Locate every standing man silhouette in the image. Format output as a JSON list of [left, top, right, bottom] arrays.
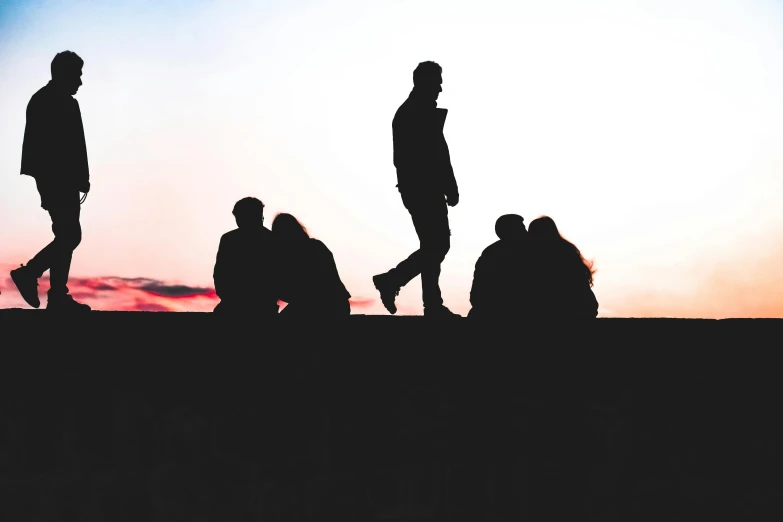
[[373, 61, 460, 317], [11, 51, 91, 312]]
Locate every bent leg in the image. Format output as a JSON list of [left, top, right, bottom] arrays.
[[388, 248, 425, 289], [385, 195, 449, 292], [26, 239, 56, 279]]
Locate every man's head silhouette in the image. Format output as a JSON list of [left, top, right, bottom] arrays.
[[413, 61, 442, 102], [233, 197, 265, 230], [51, 51, 83, 96], [495, 214, 526, 241]]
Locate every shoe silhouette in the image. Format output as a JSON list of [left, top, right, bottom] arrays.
[[372, 273, 400, 315], [423, 304, 460, 318], [10, 265, 40, 308], [47, 293, 90, 312]]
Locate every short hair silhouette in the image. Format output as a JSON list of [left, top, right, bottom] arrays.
[[272, 213, 310, 240], [232, 197, 264, 227], [51, 51, 83, 79], [495, 214, 526, 240], [528, 216, 595, 287], [413, 61, 442, 86]]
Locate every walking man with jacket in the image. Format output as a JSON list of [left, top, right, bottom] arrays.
[[373, 61, 460, 317], [11, 51, 91, 312]]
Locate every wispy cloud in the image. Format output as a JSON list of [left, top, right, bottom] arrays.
[[348, 296, 374, 309], [138, 282, 215, 298], [2, 265, 217, 311]]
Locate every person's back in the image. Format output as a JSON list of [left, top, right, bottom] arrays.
[[469, 214, 532, 319], [527, 217, 598, 320], [281, 238, 351, 315], [272, 214, 351, 318], [22, 81, 89, 194], [213, 197, 278, 316]]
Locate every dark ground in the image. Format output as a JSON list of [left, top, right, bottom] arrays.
[[1, 310, 782, 521]]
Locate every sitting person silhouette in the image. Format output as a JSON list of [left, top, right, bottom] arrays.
[[212, 197, 279, 316], [271, 213, 351, 318], [527, 216, 598, 319], [468, 214, 532, 319]]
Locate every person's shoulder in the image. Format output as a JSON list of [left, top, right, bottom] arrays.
[[481, 240, 504, 257], [310, 238, 333, 254], [27, 84, 51, 108], [220, 228, 242, 242], [393, 98, 413, 121]]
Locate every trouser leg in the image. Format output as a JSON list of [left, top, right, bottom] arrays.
[[412, 203, 450, 308], [45, 205, 82, 296], [386, 198, 450, 308]]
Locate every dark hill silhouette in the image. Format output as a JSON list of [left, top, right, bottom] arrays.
[[1, 309, 781, 521]]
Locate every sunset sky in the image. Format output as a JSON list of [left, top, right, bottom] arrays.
[[2, 0, 783, 316]]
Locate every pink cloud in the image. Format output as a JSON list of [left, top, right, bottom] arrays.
[[0, 265, 378, 314], [0, 264, 217, 312], [348, 296, 374, 309]]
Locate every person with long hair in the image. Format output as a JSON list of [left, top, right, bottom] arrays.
[[271, 213, 351, 318], [527, 216, 598, 318]]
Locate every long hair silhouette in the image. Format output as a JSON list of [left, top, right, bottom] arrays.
[[528, 216, 596, 287], [271, 213, 309, 240]]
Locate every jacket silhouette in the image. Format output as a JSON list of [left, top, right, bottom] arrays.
[[393, 95, 458, 201], [213, 197, 279, 316], [22, 80, 90, 205], [468, 215, 532, 319], [272, 214, 351, 318]]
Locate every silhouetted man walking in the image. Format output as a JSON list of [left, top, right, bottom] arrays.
[[373, 61, 459, 317], [11, 51, 90, 312], [213, 197, 279, 316]]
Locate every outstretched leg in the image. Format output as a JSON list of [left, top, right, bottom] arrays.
[[29, 203, 90, 312], [410, 203, 450, 311]]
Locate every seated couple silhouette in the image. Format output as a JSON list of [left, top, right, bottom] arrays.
[[468, 214, 598, 320], [212, 197, 351, 318]]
